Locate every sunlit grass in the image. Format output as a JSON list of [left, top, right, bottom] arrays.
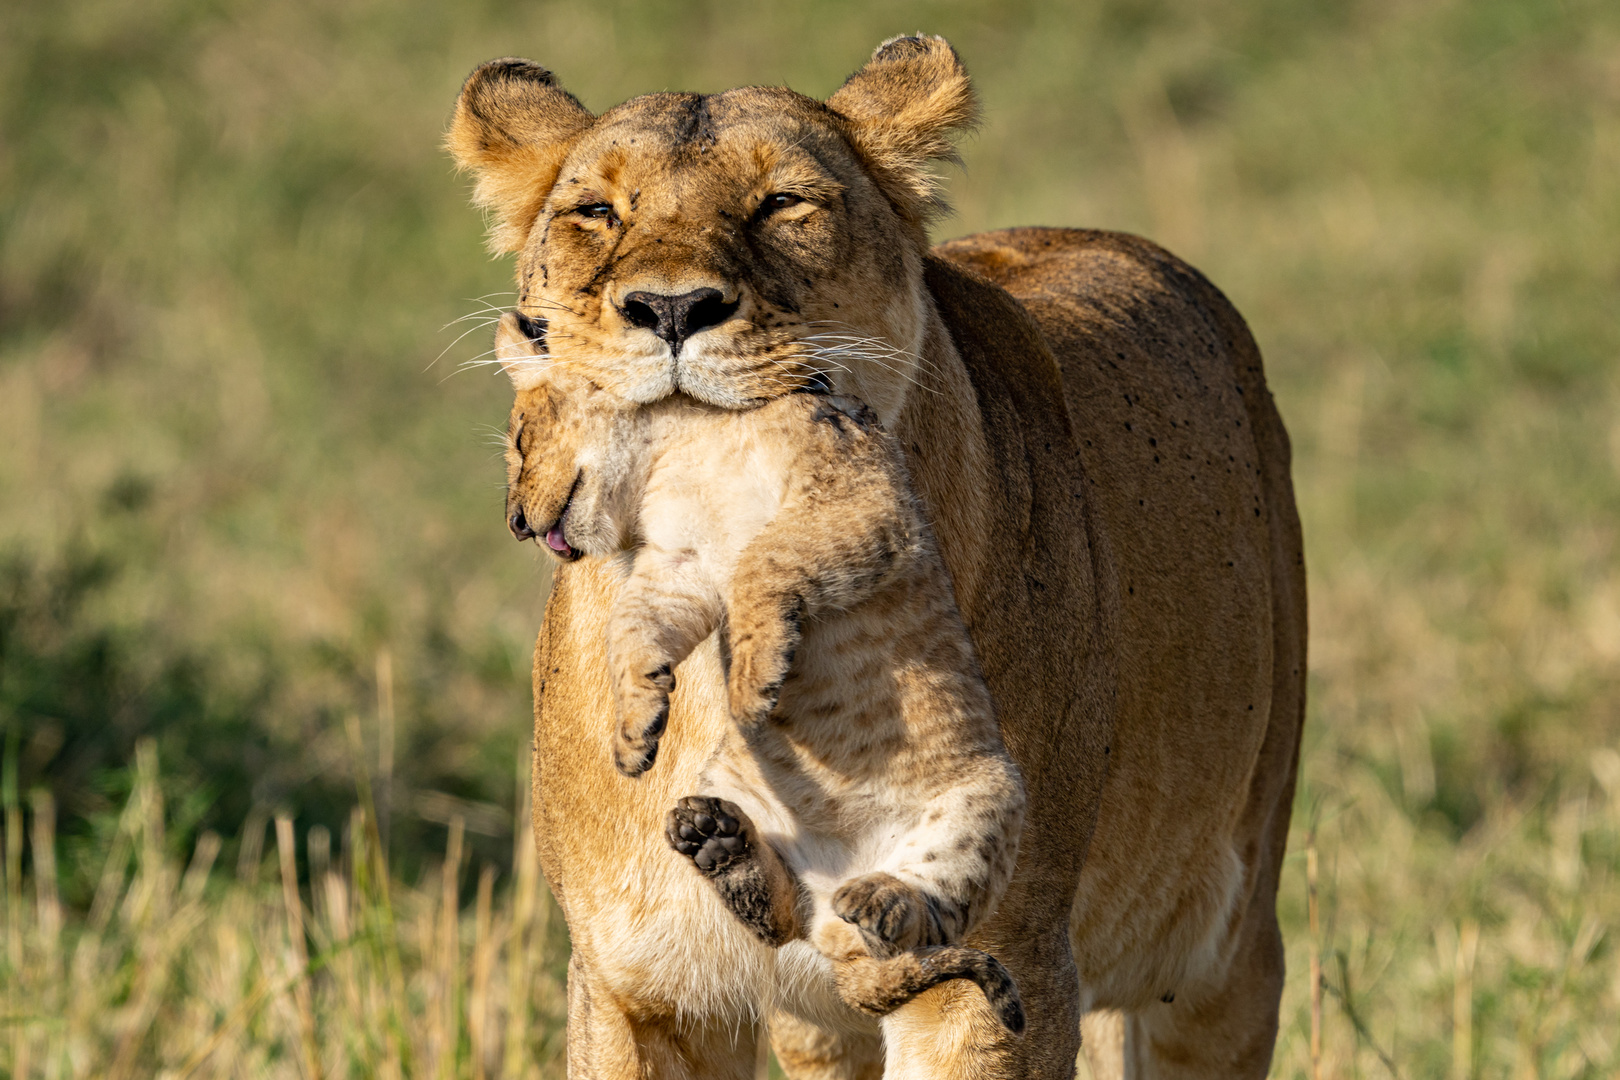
[[1, 741, 568, 1078]]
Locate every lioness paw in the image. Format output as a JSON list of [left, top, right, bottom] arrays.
[[666, 796, 752, 874], [832, 871, 944, 955]]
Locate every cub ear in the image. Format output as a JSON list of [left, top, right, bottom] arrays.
[[494, 311, 551, 391], [447, 59, 595, 253], [827, 35, 979, 226]]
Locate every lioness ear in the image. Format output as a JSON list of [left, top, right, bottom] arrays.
[[827, 35, 979, 225], [494, 311, 550, 391], [447, 59, 595, 254]]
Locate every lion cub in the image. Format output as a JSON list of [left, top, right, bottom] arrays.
[[497, 312, 1027, 1031]]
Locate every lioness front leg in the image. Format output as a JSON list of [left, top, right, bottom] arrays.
[[665, 796, 802, 946], [607, 550, 721, 776]]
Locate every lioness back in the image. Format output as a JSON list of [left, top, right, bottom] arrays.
[[933, 227, 1305, 1051]]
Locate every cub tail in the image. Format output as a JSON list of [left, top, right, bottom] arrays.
[[831, 944, 1025, 1035]]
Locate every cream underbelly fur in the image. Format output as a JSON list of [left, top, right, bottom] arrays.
[[554, 621, 881, 1033]]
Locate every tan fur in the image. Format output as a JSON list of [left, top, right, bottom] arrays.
[[498, 312, 1025, 1031], [456, 34, 1305, 1079]]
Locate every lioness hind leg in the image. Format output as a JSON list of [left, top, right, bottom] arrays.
[[665, 796, 801, 946], [1117, 884, 1286, 1078]]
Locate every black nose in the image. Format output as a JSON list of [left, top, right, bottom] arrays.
[[620, 288, 738, 352], [508, 507, 536, 541]]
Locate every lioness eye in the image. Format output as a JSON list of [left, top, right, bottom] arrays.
[[761, 193, 803, 214], [579, 203, 615, 219]]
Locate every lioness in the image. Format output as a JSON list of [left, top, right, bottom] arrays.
[[452, 34, 1304, 1079], [496, 310, 1026, 1032]]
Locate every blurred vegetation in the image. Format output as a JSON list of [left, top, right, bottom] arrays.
[[1, 0, 1618, 1074]]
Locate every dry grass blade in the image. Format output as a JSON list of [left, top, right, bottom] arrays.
[[276, 815, 323, 1080], [470, 863, 496, 1080]]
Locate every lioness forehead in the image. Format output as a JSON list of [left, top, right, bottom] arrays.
[[592, 87, 835, 150], [555, 89, 854, 195]]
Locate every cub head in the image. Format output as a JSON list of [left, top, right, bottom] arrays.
[[449, 36, 977, 425], [498, 312, 645, 561]]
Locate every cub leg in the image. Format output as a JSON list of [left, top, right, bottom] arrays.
[[663, 799, 1025, 1035], [664, 796, 801, 946], [814, 911, 1025, 1035], [607, 549, 722, 776], [861, 760, 1026, 947], [723, 490, 913, 728], [831, 945, 1024, 1036]]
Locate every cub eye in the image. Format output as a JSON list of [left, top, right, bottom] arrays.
[[760, 192, 803, 215]]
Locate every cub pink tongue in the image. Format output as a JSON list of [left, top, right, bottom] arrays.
[[545, 528, 571, 554]]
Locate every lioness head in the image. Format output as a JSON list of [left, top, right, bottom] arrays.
[[449, 36, 977, 425], [497, 312, 645, 561]]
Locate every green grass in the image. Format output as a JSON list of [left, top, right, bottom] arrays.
[[2, 0, 1618, 1074]]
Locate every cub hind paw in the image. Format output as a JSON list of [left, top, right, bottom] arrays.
[[666, 796, 751, 874], [667, 796, 799, 946], [832, 871, 946, 955]]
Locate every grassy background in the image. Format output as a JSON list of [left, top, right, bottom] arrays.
[[2, 0, 1618, 1074]]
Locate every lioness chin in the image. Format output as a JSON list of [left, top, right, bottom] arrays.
[[452, 33, 1304, 1080]]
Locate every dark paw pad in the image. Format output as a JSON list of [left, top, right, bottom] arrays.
[[666, 796, 751, 875], [832, 872, 939, 953]]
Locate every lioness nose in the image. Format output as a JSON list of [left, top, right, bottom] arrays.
[[508, 508, 536, 541], [621, 288, 738, 352]]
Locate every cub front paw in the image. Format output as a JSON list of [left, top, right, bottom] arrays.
[[727, 663, 783, 730], [612, 665, 674, 777], [666, 796, 753, 875], [832, 872, 944, 955], [726, 612, 800, 728]]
